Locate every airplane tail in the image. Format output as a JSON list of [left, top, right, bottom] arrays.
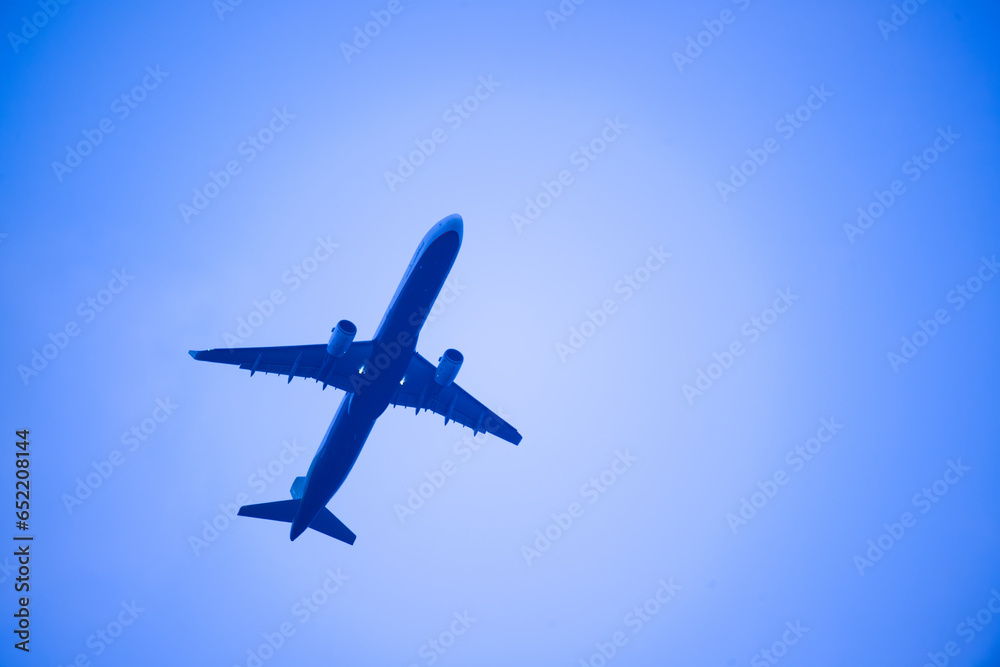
[[237, 498, 357, 545]]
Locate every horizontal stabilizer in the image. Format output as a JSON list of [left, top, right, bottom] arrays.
[[238, 499, 356, 545], [310, 509, 357, 545], [238, 499, 299, 522]]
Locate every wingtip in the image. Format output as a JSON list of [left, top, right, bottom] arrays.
[[188, 350, 202, 360]]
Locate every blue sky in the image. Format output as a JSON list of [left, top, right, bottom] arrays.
[[2, 0, 999, 665]]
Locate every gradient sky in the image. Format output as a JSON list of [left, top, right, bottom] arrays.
[[2, 0, 999, 665]]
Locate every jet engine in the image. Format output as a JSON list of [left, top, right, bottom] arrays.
[[326, 320, 357, 358], [434, 348, 464, 386]]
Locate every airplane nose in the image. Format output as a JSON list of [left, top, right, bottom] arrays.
[[439, 214, 463, 242]]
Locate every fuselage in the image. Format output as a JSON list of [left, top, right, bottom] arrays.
[[289, 215, 463, 540]]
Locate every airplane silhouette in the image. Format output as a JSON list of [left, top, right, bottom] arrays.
[[189, 214, 521, 544]]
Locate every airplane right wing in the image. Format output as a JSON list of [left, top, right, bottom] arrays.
[[189, 341, 374, 392], [389, 352, 522, 445]]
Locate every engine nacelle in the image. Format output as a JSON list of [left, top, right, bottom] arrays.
[[434, 348, 464, 387], [326, 319, 357, 358]]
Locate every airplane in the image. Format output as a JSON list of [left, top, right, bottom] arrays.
[[189, 214, 521, 545]]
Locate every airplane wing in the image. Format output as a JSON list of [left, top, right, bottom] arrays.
[[390, 352, 522, 445], [188, 342, 375, 392]]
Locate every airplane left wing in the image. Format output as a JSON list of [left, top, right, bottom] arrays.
[[390, 352, 522, 445], [189, 341, 375, 392]]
